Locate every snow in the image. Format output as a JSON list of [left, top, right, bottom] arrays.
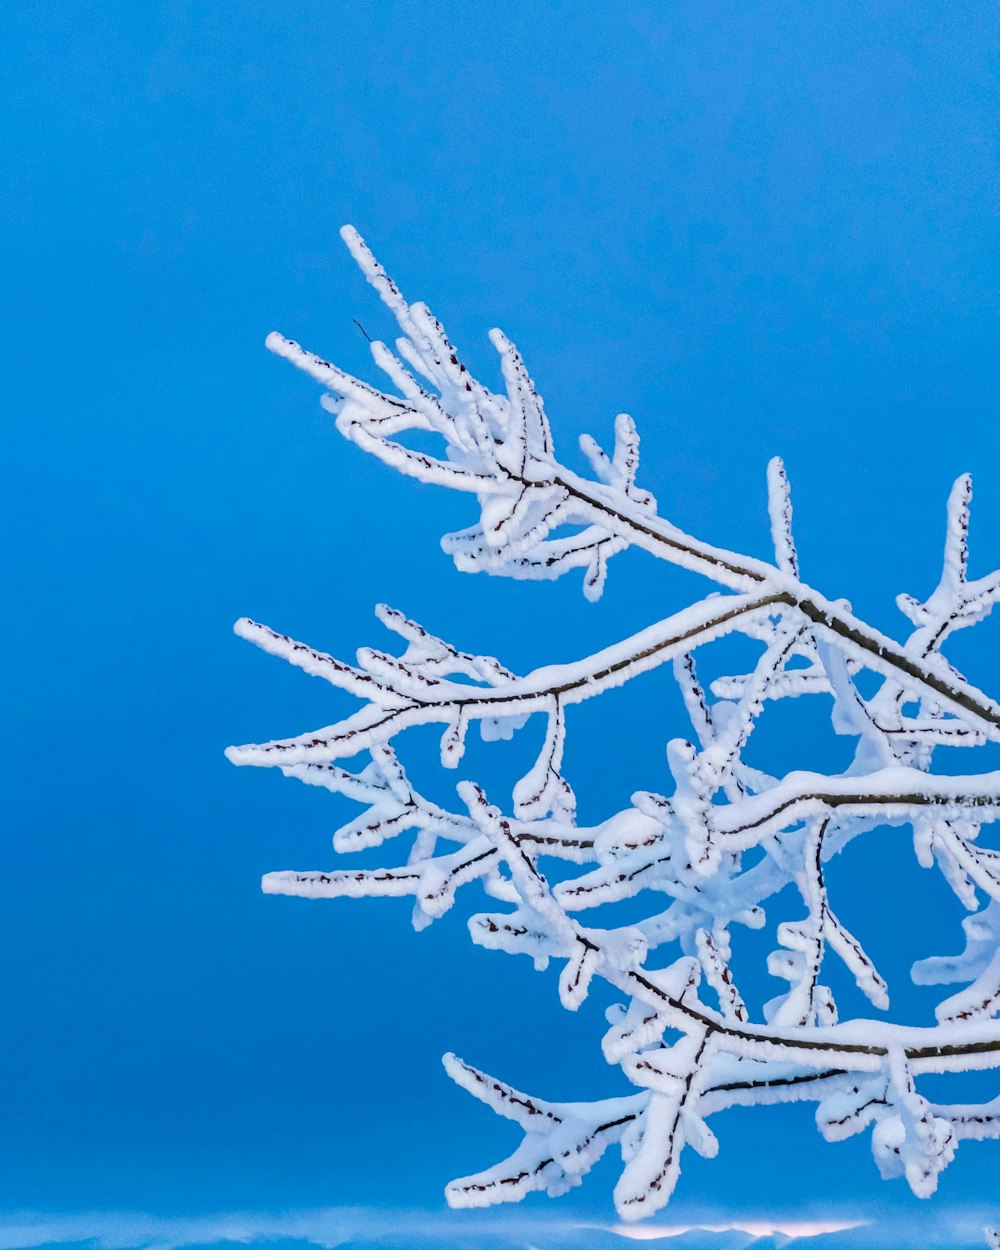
[[231, 227, 1000, 1220]]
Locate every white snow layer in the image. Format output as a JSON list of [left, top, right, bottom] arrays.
[[230, 227, 1000, 1220]]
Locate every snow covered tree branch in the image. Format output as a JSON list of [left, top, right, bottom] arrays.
[[229, 226, 1000, 1220]]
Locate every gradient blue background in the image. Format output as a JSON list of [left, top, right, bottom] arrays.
[[3, 0, 999, 1239]]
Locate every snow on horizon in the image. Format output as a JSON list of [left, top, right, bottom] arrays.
[[2, 1207, 998, 1250]]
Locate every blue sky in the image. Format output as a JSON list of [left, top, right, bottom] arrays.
[[3, 0, 999, 1242]]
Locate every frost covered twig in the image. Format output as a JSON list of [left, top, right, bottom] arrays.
[[231, 228, 1000, 1220]]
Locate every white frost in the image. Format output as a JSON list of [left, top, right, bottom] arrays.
[[231, 228, 1000, 1219]]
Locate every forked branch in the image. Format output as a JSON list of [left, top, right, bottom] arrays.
[[232, 228, 1000, 1220]]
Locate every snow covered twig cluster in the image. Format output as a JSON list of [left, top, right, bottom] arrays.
[[229, 227, 1000, 1219]]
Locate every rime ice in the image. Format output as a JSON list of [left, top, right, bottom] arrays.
[[230, 227, 1000, 1220]]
